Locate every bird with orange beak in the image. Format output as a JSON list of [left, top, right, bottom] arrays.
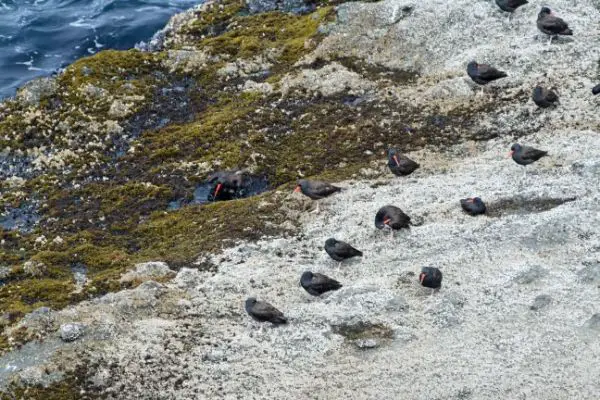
[[293, 179, 342, 213], [460, 197, 487, 216], [387, 147, 420, 177], [509, 143, 548, 181], [419, 267, 442, 291], [375, 205, 412, 239]]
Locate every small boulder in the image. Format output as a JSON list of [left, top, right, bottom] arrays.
[[60, 323, 85, 342], [120, 261, 176, 285]]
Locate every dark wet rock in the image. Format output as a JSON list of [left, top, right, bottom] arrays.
[[513, 265, 547, 284], [530, 294, 552, 310], [577, 261, 600, 283], [584, 314, 600, 330], [331, 321, 394, 345], [60, 323, 85, 342]]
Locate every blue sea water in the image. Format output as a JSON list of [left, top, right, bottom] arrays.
[[0, 0, 201, 99]]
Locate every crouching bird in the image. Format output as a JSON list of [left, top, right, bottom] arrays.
[[375, 205, 412, 239], [300, 271, 342, 296], [245, 297, 287, 325], [460, 197, 487, 216], [324, 238, 363, 269]]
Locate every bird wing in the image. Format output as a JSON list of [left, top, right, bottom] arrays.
[[252, 301, 284, 320], [311, 273, 342, 291], [308, 181, 342, 198], [334, 241, 362, 257], [521, 146, 547, 161], [477, 64, 506, 80], [507, 0, 527, 7], [539, 16, 569, 33]]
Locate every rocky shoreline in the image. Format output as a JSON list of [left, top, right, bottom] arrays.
[[1, 0, 600, 397]]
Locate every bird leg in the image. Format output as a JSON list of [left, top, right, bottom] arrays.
[[337, 261, 342, 272], [547, 35, 553, 46], [388, 229, 394, 241]]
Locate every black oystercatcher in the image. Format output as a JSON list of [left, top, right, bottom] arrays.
[[324, 238, 363, 268], [245, 297, 287, 325], [467, 61, 507, 86], [294, 179, 342, 213], [300, 271, 342, 296], [387, 148, 420, 176], [207, 171, 244, 201], [592, 84, 600, 95], [419, 267, 443, 289], [460, 197, 487, 216], [509, 143, 548, 180], [537, 7, 572, 45], [375, 205, 412, 239], [495, 0, 528, 18], [532, 86, 559, 108]]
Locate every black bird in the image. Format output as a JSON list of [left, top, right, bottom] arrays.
[[324, 238, 363, 268], [294, 179, 342, 212], [532, 86, 559, 108], [207, 171, 244, 201], [510, 143, 548, 166], [592, 84, 600, 95], [467, 61, 507, 85], [387, 148, 419, 176], [495, 0, 528, 15], [460, 197, 487, 216], [245, 297, 287, 325], [375, 205, 411, 238], [300, 271, 342, 296], [510, 143, 548, 180], [537, 7, 572, 44], [419, 267, 442, 289]]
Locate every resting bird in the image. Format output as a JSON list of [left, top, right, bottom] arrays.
[[592, 84, 600, 95], [419, 267, 443, 290], [532, 86, 559, 108], [510, 143, 548, 180], [324, 238, 363, 268], [460, 197, 487, 216], [387, 148, 419, 176], [537, 7, 572, 45], [300, 271, 342, 296], [294, 179, 342, 213], [375, 205, 412, 239], [207, 171, 244, 201], [245, 297, 287, 325], [467, 61, 507, 86]]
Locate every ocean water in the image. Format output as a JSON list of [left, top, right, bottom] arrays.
[[0, 0, 201, 99]]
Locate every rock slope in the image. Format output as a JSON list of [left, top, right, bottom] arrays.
[[2, 0, 600, 397]]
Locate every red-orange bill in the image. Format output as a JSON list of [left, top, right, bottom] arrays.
[[383, 217, 391, 225], [393, 155, 400, 167], [293, 185, 301, 193]]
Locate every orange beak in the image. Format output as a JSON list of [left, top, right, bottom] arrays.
[[508, 150, 514, 157], [293, 185, 301, 193], [393, 155, 400, 167], [467, 198, 474, 203], [383, 217, 391, 225], [214, 183, 223, 198], [419, 272, 426, 284]]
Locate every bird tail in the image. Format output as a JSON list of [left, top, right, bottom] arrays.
[[274, 316, 288, 324], [356, 250, 363, 257], [563, 28, 573, 35]]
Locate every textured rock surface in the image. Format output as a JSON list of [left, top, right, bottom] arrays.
[[2, 0, 600, 397]]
